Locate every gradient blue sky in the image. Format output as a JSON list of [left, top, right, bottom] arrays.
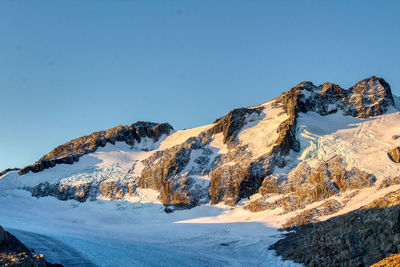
[[1, 0, 399, 170]]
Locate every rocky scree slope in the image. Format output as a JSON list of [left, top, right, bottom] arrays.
[[270, 189, 400, 267]]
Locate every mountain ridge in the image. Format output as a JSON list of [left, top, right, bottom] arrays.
[[7, 76, 396, 175], [17, 121, 174, 175], [2, 76, 398, 210]]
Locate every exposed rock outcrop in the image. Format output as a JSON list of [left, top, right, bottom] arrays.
[[281, 199, 343, 229], [27, 182, 96, 202], [26, 179, 138, 202], [136, 107, 270, 208], [208, 154, 275, 205], [388, 147, 400, 163], [371, 254, 400, 267], [270, 189, 400, 267], [379, 175, 400, 188], [18, 121, 173, 175], [0, 168, 20, 178], [279, 76, 394, 119], [246, 156, 376, 213], [0, 226, 62, 267], [205, 107, 263, 148], [98, 181, 136, 200], [271, 76, 393, 155], [138, 137, 215, 208], [347, 76, 394, 118]]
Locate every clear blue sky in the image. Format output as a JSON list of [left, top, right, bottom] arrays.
[[1, 0, 399, 170]]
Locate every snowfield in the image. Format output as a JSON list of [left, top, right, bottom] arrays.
[[0, 189, 301, 266], [296, 107, 400, 183], [238, 101, 289, 159]]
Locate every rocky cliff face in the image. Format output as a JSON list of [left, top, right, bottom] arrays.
[[137, 136, 212, 208], [26, 181, 96, 202], [0, 226, 61, 267], [279, 76, 394, 119], [18, 121, 173, 175], [137, 107, 268, 208], [245, 156, 376, 213], [270, 189, 400, 267]]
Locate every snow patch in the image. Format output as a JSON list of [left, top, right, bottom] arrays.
[[238, 101, 289, 158]]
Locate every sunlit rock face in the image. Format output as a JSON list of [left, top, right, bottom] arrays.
[[280, 76, 394, 119], [137, 107, 269, 208], [245, 156, 376, 213], [371, 254, 400, 267]]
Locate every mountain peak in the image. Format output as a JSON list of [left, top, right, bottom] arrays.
[[279, 76, 395, 119], [347, 76, 394, 117], [350, 76, 393, 104]]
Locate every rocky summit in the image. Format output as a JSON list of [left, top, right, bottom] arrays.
[[1, 76, 400, 266]]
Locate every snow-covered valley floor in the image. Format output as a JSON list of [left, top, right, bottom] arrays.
[[0, 190, 301, 267]]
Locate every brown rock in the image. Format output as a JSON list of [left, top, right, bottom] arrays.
[[380, 176, 400, 188], [389, 147, 400, 163], [371, 254, 400, 267], [282, 199, 343, 229], [245, 156, 376, 213]]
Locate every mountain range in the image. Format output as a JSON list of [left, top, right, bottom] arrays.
[[1, 76, 400, 266]]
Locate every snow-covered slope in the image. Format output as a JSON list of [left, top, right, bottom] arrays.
[[297, 108, 400, 181], [1, 76, 399, 266]]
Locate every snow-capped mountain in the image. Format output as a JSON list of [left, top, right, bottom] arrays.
[[1, 76, 399, 266]]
